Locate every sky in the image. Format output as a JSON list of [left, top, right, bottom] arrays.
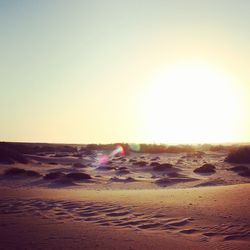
[[0, 0, 250, 144]]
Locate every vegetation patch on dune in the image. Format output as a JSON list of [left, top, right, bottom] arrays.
[[153, 163, 173, 171], [194, 164, 216, 174], [0, 145, 28, 164], [65, 172, 91, 181], [4, 168, 41, 178], [225, 147, 250, 163], [44, 172, 65, 180], [229, 166, 249, 172], [73, 163, 87, 168], [228, 165, 250, 178]]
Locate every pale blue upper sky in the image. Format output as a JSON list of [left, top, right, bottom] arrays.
[[0, 1, 250, 143]]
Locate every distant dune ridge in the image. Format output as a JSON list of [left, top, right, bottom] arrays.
[[0, 141, 250, 250], [0, 141, 250, 188]]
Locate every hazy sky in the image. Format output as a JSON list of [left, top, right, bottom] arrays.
[[1, 0, 250, 144]]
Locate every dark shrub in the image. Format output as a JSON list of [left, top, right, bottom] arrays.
[[225, 147, 250, 163], [118, 166, 127, 170], [153, 163, 173, 171], [129, 159, 136, 163], [116, 169, 130, 175], [238, 169, 250, 178], [44, 172, 65, 180], [4, 168, 26, 175], [133, 161, 147, 167], [150, 162, 161, 167], [228, 166, 249, 172], [4, 168, 40, 178], [73, 163, 87, 168], [125, 177, 136, 182], [25, 170, 41, 177], [104, 166, 117, 170], [168, 172, 182, 177], [0, 146, 28, 164], [65, 172, 91, 181], [151, 157, 160, 161], [228, 165, 250, 178], [194, 164, 216, 174]]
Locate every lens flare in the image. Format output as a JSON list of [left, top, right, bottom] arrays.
[[96, 154, 109, 166], [129, 143, 140, 152], [96, 145, 125, 167], [111, 145, 125, 157]]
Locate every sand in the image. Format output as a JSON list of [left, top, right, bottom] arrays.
[[0, 143, 250, 249], [1, 185, 250, 250]]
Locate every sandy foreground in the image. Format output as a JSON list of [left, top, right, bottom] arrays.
[[1, 144, 250, 249], [1, 184, 250, 250]]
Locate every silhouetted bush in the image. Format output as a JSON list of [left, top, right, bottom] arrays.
[[194, 164, 216, 174], [224, 147, 250, 163], [150, 162, 161, 167], [228, 166, 249, 172], [44, 172, 65, 180], [73, 163, 87, 168], [153, 163, 173, 171], [116, 169, 130, 175], [4, 168, 26, 175], [0, 145, 28, 164], [4, 168, 40, 178], [133, 161, 147, 167], [25, 170, 41, 177], [227, 165, 250, 178], [48, 162, 57, 165], [65, 172, 91, 180], [238, 169, 250, 178]]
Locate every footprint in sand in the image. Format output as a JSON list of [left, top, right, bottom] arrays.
[[138, 222, 163, 229], [106, 211, 130, 217], [3, 198, 249, 243], [179, 228, 200, 234]]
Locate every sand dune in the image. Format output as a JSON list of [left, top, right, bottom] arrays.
[[0, 184, 250, 250], [0, 143, 250, 249]]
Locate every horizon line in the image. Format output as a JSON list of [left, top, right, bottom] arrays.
[[1, 140, 250, 146]]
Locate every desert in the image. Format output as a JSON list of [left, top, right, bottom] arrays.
[[1, 142, 250, 250]]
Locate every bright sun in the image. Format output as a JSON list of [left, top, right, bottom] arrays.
[[139, 62, 242, 144]]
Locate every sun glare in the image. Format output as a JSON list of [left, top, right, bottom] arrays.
[[139, 62, 242, 144]]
